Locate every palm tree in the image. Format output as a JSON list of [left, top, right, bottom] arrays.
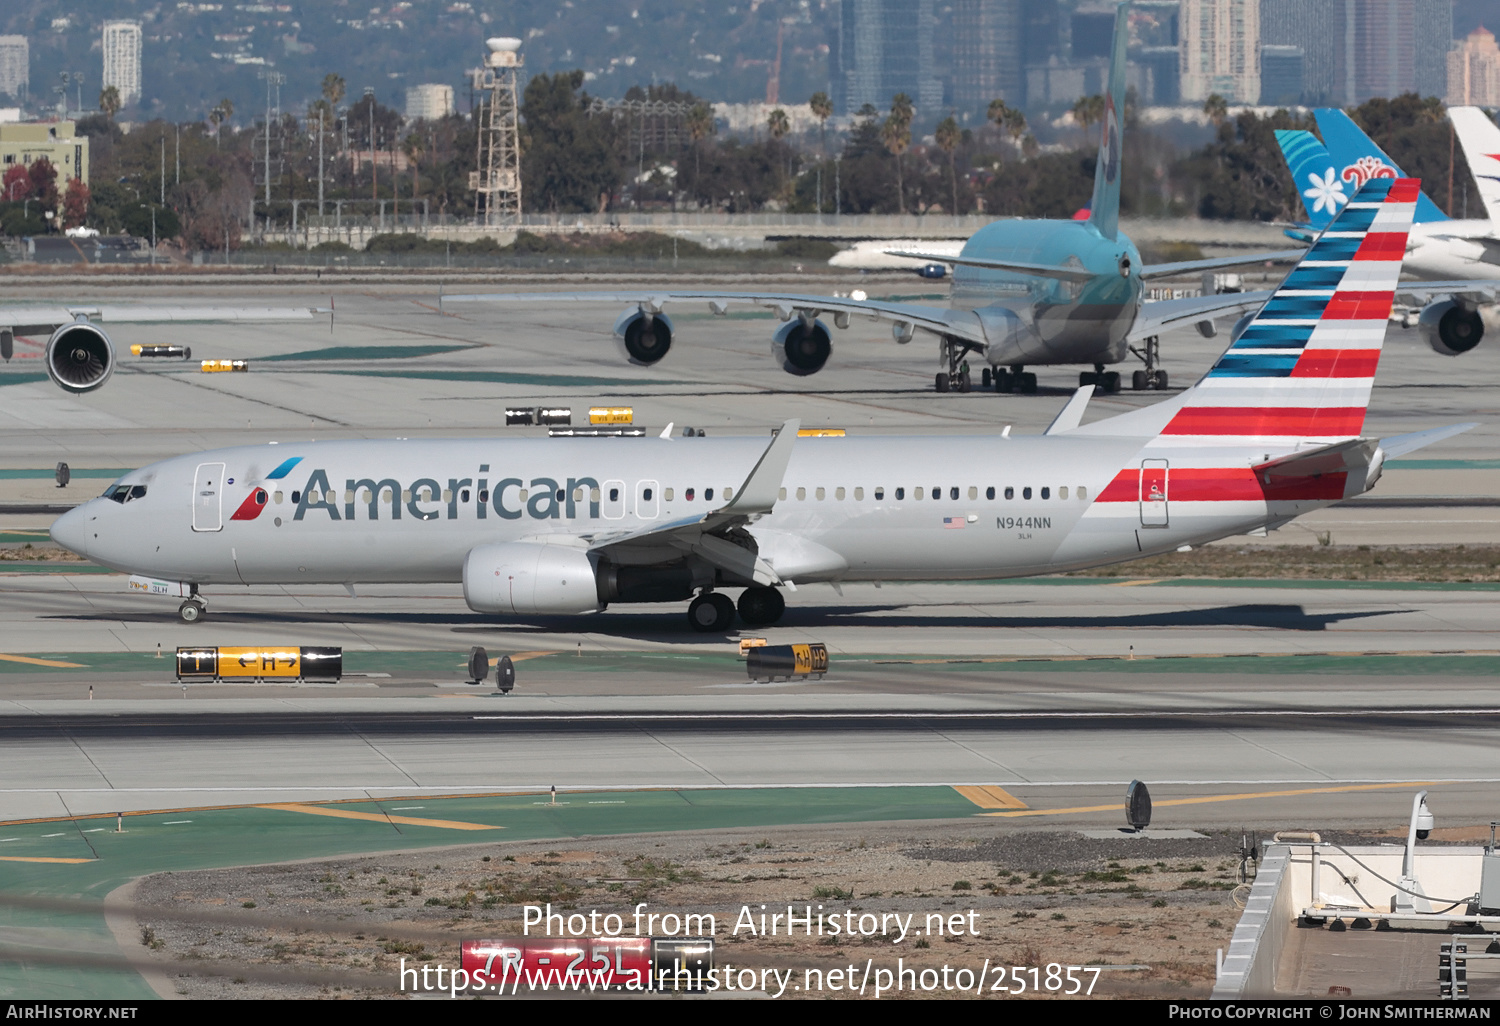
[[210, 98, 233, 149], [881, 99, 912, 215], [686, 103, 714, 185], [767, 107, 790, 141], [98, 86, 121, 121], [403, 132, 425, 208], [1072, 94, 1105, 136], [1004, 107, 1028, 149], [809, 90, 832, 154], [987, 98, 1010, 133], [1203, 92, 1229, 127], [935, 115, 961, 215]]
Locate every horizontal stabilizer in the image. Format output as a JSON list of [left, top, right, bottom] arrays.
[[1379, 422, 1478, 460], [1139, 250, 1305, 280], [882, 251, 1097, 282], [1253, 438, 1379, 481]]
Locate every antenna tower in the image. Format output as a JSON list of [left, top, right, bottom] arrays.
[[469, 37, 523, 225]]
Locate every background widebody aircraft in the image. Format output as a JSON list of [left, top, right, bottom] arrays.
[[51, 178, 1472, 633], [448, 3, 1299, 396], [1276, 107, 1500, 358]]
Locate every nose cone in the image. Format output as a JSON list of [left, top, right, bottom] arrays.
[[50, 504, 91, 557]]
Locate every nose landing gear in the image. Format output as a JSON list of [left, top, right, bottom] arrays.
[[177, 598, 206, 623]]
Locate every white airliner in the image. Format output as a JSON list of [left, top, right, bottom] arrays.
[[49, 178, 1472, 631]]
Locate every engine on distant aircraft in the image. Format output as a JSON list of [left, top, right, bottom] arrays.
[[462, 542, 603, 615], [1419, 300, 1492, 356], [917, 263, 947, 279], [773, 317, 832, 375], [613, 308, 675, 365], [45, 320, 115, 393]]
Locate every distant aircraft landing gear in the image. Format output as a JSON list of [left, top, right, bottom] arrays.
[[1079, 363, 1121, 393], [1127, 335, 1169, 390], [992, 366, 1037, 394], [687, 591, 735, 633], [178, 598, 206, 623], [737, 586, 785, 626], [935, 337, 982, 393]]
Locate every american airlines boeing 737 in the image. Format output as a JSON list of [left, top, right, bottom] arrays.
[[49, 178, 1473, 632]]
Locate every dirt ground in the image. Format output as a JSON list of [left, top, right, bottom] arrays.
[[122, 821, 1258, 1000]]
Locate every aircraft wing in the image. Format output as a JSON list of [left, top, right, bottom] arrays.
[[586, 419, 799, 583], [1125, 290, 1273, 343], [1392, 281, 1500, 307], [0, 305, 317, 334], [443, 290, 991, 346], [881, 251, 1097, 281]]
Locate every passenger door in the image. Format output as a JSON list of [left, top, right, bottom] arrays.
[[193, 462, 226, 532], [1139, 459, 1168, 528]]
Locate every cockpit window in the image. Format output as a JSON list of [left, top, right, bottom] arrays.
[[102, 484, 147, 503]]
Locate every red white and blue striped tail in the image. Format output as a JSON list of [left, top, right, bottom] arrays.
[[1162, 177, 1418, 444]]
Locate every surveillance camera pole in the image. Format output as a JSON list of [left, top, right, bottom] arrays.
[[1396, 790, 1434, 914]]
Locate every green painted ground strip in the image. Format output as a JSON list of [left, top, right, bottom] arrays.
[[0, 786, 975, 999], [260, 344, 474, 362]]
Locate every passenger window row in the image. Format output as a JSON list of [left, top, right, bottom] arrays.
[[772, 485, 1089, 501]]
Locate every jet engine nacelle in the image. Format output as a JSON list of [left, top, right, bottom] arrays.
[[462, 542, 602, 615], [613, 308, 675, 365], [46, 321, 116, 394], [772, 318, 832, 376], [1419, 300, 1493, 356]]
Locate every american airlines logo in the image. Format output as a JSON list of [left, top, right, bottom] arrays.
[[239, 469, 606, 523]]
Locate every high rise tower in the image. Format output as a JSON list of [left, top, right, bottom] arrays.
[[101, 21, 142, 106]]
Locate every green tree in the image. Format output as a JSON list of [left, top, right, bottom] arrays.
[[883, 93, 914, 214], [520, 71, 623, 213], [1203, 93, 1229, 127], [934, 115, 962, 214], [809, 91, 832, 154], [98, 86, 121, 121]]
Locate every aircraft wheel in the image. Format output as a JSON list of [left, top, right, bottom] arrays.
[[1019, 372, 1038, 394], [1132, 370, 1148, 390], [1102, 371, 1121, 394], [994, 370, 1013, 393], [1154, 370, 1169, 390], [688, 592, 735, 633], [958, 370, 972, 392], [737, 586, 785, 626], [935, 372, 950, 393], [1079, 371, 1097, 388], [981, 368, 991, 388], [178, 600, 205, 624]]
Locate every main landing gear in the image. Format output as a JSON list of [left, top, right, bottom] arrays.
[[934, 337, 989, 393], [1127, 335, 1169, 390], [984, 365, 1038, 394], [685, 587, 787, 633], [1078, 363, 1122, 393]]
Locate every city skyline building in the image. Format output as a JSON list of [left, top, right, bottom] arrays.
[[405, 83, 454, 121], [0, 36, 27, 103], [1448, 25, 1500, 106], [101, 20, 142, 106], [952, 0, 1024, 118], [1179, 0, 1260, 105], [832, 0, 943, 115]]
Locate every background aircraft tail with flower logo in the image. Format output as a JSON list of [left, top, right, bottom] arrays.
[[1272, 111, 1500, 359]]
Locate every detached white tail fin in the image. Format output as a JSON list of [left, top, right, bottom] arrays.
[[1449, 107, 1500, 226]]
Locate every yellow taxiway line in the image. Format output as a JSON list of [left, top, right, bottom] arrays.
[[258, 802, 501, 831], [982, 781, 1441, 818]]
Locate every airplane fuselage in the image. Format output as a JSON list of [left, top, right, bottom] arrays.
[[950, 219, 1144, 367], [1401, 219, 1500, 280], [54, 431, 1348, 596]]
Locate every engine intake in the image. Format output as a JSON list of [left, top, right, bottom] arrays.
[[1419, 300, 1488, 356], [773, 318, 832, 375], [46, 321, 115, 393], [462, 542, 602, 615], [614, 309, 675, 365]]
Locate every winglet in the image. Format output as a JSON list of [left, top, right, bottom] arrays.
[[722, 420, 800, 515], [1044, 386, 1093, 435]]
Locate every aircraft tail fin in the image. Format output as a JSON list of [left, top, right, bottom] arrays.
[[1313, 108, 1449, 224], [1074, 177, 1420, 445], [1275, 129, 1341, 230], [1086, 1, 1128, 242], [1448, 107, 1500, 225], [1164, 177, 1420, 445]]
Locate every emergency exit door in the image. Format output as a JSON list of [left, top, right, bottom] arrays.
[[1139, 459, 1169, 528]]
